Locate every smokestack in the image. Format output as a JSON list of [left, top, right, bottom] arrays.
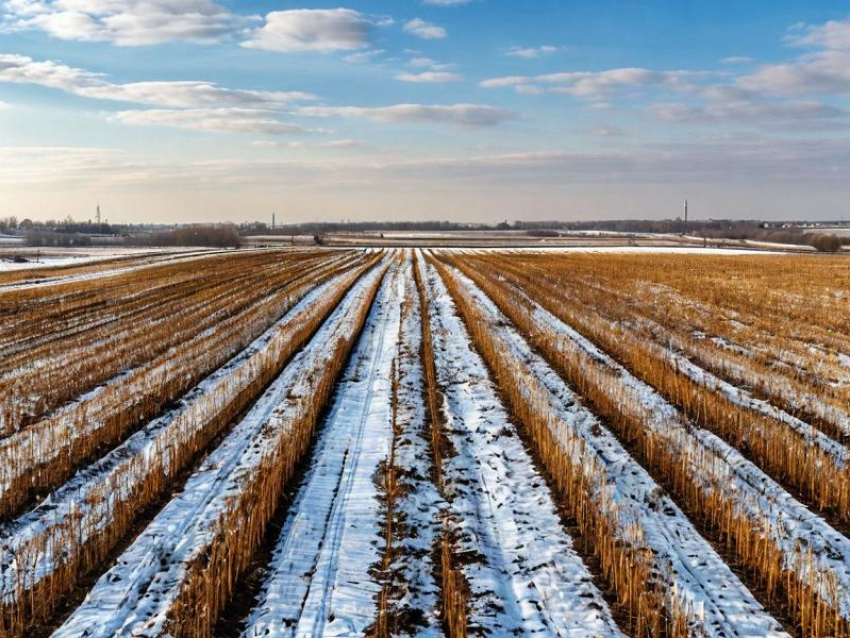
[[684, 198, 688, 223]]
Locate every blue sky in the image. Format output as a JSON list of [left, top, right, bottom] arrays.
[[1, 1, 849, 223]]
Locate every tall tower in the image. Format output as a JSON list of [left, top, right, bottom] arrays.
[[96, 204, 101, 225], [272, 212, 276, 230], [684, 198, 688, 223]]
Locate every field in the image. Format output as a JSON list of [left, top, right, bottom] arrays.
[[1, 246, 849, 637]]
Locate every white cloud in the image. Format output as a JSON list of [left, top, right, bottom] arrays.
[[297, 103, 515, 127], [407, 56, 453, 71], [787, 16, 850, 50], [732, 15, 850, 98], [1, 0, 240, 46], [652, 99, 850, 123], [113, 108, 308, 135], [0, 53, 317, 108], [506, 45, 558, 59], [242, 9, 376, 52], [721, 56, 754, 65], [408, 56, 438, 67], [324, 138, 362, 148], [738, 50, 850, 96], [481, 68, 712, 100], [403, 18, 446, 40], [395, 71, 462, 83], [343, 49, 385, 63], [587, 126, 625, 137], [252, 138, 363, 149]]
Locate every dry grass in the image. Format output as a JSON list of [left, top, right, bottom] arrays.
[[0, 254, 380, 638], [413, 253, 468, 638], [163, 260, 388, 638], [0, 252, 364, 521], [431, 255, 669, 637], [444, 251, 850, 638]]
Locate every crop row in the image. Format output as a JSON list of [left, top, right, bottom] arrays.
[[443, 251, 850, 637], [0, 253, 381, 637], [0, 250, 345, 434]]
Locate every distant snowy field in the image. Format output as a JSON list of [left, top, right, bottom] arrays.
[[0, 246, 205, 271]]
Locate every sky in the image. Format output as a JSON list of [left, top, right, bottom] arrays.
[[1, 1, 850, 225]]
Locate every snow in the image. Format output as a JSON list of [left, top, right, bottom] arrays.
[[437, 246, 786, 255], [417, 253, 623, 637], [0, 248, 257, 293], [443, 261, 787, 636], [510, 282, 850, 622], [649, 326, 850, 465], [244, 258, 404, 637], [0, 264, 370, 608], [0, 247, 198, 273], [52, 260, 388, 637], [0, 253, 358, 511], [383, 260, 445, 635]]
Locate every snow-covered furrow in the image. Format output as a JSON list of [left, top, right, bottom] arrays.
[[243, 260, 404, 638], [0, 252, 336, 382], [380, 264, 444, 635], [0, 263, 373, 606], [630, 317, 850, 461], [651, 283, 850, 390], [0, 248, 272, 294], [0, 254, 309, 367], [579, 278, 850, 440], [0, 256, 353, 514], [509, 283, 850, 622], [445, 262, 787, 637], [687, 331, 850, 441], [418, 256, 623, 637], [575, 273, 850, 391], [51, 260, 388, 638], [541, 270, 850, 443]]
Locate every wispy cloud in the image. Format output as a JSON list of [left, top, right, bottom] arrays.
[[395, 71, 462, 83], [738, 50, 850, 96], [721, 56, 754, 65], [297, 103, 515, 127], [403, 18, 447, 40], [652, 99, 850, 123], [481, 67, 712, 100], [506, 45, 558, 59], [113, 108, 309, 135], [0, 54, 317, 108], [786, 16, 850, 50], [343, 49, 385, 64]]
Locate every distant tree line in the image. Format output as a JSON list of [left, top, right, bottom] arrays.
[[16, 215, 241, 249], [238, 220, 490, 236], [127, 225, 241, 248]]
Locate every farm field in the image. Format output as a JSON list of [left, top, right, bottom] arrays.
[[1, 246, 849, 638]]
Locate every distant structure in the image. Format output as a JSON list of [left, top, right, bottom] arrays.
[[96, 204, 101, 225], [684, 198, 689, 223], [272, 212, 276, 231]]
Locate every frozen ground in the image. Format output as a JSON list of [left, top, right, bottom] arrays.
[[441, 259, 787, 636], [511, 280, 850, 622], [0, 246, 198, 271], [244, 259, 403, 637], [52, 261, 387, 637], [418, 254, 623, 637]]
